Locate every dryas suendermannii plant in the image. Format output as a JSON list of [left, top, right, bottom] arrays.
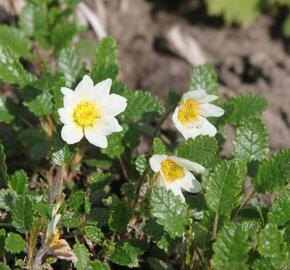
[[0, 1, 289, 270]]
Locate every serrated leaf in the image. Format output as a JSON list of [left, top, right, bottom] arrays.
[[177, 136, 218, 167], [9, 170, 28, 195], [101, 128, 126, 158], [0, 143, 8, 188], [135, 155, 148, 175], [0, 97, 14, 124], [12, 195, 34, 231], [153, 138, 166, 155], [206, 0, 260, 27], [24, 92, 53, 117], [258, 224, 289, 269], [123, 90, 165, 121], [5, 233, 26, 254], [51, 23, 77, 51], [268, 190, 290, 226], [203, 160, 247, 217], [68, 191, 90, 214], [91, 37, 119, 83], [19, 2, 47, 43], [212, 222, 250, 270], [57, 47, 85, 87], [89, 173, 113, 190], [150, 187, 190, 238], [62, 212, 80, 228], [0, 189, 16, 211], [110, 241, 141, 268], [84, 226, 104, 244], [0, 25, 31, 57], [0, 46, 30, 86], [252, 150, 290, 193], [188, 64, 218, 94], [233, 118, 269, 161], [224, 94, 267, 125], [108, 196, 131, 233], [51, 140, 73, 166], [88, 260, 110, 270], [73, 244, 90, 270], [252, 258, 276, 270]]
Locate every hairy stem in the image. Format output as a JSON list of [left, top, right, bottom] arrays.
[[212, 213, 219, 239]]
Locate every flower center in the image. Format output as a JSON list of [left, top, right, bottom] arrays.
[[73, 101, 101, 127], [178, 99, 200, 125], [161, 159, 185, 182]]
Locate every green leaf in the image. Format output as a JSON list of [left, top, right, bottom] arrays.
[[135, 155, 148, 175], [5, 233, 26, 254], [12, 195, 34, 231], [84, 226, 104, 244], [177, 136, 218, 167], [203, 160, 247, 217], [0, 143, 8, 188], [0, 46, 30, 86], [0, 189, 16, 211], [252, 258, 276, 270], [0, 96, 14, 124], [205, 0, 260, 27], [24, 92, 53, 117], [123, 90, 165, 121], [51, 23, 77, 51], [212, 222, 250, 270], [0, 25, 31, 57], [91, 37, 119, 83], [19, 2, 47, 43], [258, 224, 289, 269], [68, 191, 90, 214], [0, 262, 10, 270], [233, 118, 269, 161], [224, 94, 267, 125], [57, 47, 85, 87], [51, 140, 73, 166], [89, 173, 113, 190], [88, 260, 110, 270], [73, 244, 90, 270], [108, 196, 131, 233], [153, 138, 166, 155], [150, 187, 190, 238], [188, 64, 218, 94], [9, 170, 28, 195], [110, 241, 146, 268], [268, 190, 290, 226], [252, 150, 290, 193]]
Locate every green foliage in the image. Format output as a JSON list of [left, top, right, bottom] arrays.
[[177, 136, 218, 166], [268, 190, 290, 226], [24, 92, 54, 117], [135, 155, 148, 175], [206, 0, 261, 27], [85, 226, 104, 244], [252, 150, 290, 193], [101, 129, 126, 158], [203, 160, 247, 217], [5, 233, 26, 254], [224, 94, 267, 125], [12, 195, 34, 231], [212, 222, 250, 270], [188, 64, 218, 94], [108, 196, 131, 233], [0, 143, 8, 188], [258, 224, 289, 269], [9, 170, 28, 195], [0, 189, 16, 211], [0, 25, 31, 57], [149, 187, 190, 238], [57, 47, 85, 87], [73, 244, 90, 270], [0, 97, 14, 124], [233, 118, 269, 161], [91, 37, 119, 83], [153, 138, 166, 155], [123, 90, 165, 121]]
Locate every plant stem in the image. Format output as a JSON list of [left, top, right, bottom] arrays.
[[212, 213, 219, 239], [235, 188, 256, 216], [32, 246, 48, 270]]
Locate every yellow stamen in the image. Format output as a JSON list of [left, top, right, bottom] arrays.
[[161, 159, 185, 182], [178, 99, 200, 125], [73, 101, 101, 127]]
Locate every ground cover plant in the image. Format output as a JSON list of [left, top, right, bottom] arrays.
[[0, 0, 289, 270]]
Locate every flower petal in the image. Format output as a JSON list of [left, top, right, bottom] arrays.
[[84, 127, 108, 148], [61, 124, 83, 144], [200, 103, 224, 117], [180, 171, 202, 193], [183, 90, 207, 101], [105, 94, 127, 116], [58, 108, 73, 124], [61, 87, 77, 108], [92, 78, 112, 104], [96, 116, 123, 135], [149, 154, 167, 173], [198, 95, 218, 103], [198, 117, 217, 136], [170, 156, 205, 174], [166, 182, 185, 202], [75, 75, 94, 95]]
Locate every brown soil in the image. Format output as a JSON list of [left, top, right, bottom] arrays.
[[103, 0, 290, 150]]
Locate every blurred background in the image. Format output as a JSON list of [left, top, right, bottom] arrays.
[[1, 0, 290, 150]]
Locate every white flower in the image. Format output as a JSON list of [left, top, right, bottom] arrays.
[[172, 90, 224, 139], [58, 75, 127, 148], [149, 154, 205, 202]]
